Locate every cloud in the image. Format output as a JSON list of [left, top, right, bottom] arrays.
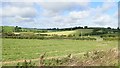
[[1, 2, 37, 27], [2, 2, 37, 18], [39, 2, 90, 17], [44, 10, 90, 27], [34, 1, 117, 28], [39, 2, 89, 11], [1, 1, 118, 28], [2, 2, 34, 7], [13, 16, 35, 23], [69, 10, 90, 19], [2, 0, 118, 2], [2, 6, 36, 17], [2, 0, 90, 2], [101, 2, 116, 12], [93, 14, 117, 27]]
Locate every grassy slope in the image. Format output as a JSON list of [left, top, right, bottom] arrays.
[[75, 29, 93, 36]]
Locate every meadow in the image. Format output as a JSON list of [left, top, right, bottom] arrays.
[[2, 38, 118, 66]]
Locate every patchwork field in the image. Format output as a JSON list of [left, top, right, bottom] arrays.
[[2, 39, 118, 66]]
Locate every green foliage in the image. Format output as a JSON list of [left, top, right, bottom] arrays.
[[2, 26, 15, 33], [14, 26, 22, 32], [101, 34, 118, 38]]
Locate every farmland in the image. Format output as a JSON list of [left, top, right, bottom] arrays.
[[1, 26, 119, 66], [2, 38, 118, 66]]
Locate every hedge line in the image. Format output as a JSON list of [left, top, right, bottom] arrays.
[[2, 36, 96, 40], [103, 37, 120, 41]]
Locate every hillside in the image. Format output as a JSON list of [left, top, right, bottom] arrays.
[[1, 26, 119, 38]]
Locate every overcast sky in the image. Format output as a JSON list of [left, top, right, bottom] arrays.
[[1, 0, 119, 28]]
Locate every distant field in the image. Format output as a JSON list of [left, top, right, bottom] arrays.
[[76, 29, 93, 34], [40, 30, 76, 35], [39, 29, 94, 36], [75, 29, 94, 36], [2, 39, 118, 66]]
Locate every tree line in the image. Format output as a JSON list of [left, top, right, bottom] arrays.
[[1, 26, 120, 33]]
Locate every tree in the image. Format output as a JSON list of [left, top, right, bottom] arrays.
[[84, 26, 88, 29], [107, 27, 111, 29], [14, 26, 21, 32], [117, 27, 119, 30]]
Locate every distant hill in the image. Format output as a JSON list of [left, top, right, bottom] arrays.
[[1, 26, 119, 37]]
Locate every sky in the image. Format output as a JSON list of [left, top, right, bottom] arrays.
[[1, 0, 119, 28]]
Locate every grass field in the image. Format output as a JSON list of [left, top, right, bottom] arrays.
[[75, 29, 93, 35], [2, 38, 118, 66]]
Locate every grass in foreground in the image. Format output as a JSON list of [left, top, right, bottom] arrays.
[[2, 39, 118, 66], [7, 48, 119, 66]]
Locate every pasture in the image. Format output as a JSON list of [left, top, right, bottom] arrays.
[[2, 38, 118, 66]]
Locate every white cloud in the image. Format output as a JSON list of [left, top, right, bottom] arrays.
[[13, 16, 34, 23], [2, 2, 37, 26], [69, 11, 90, 19], [47, 10, 90, 27], [2, 0, 90, 2], [1, 1, 118, 28], [93, 14, 117, 27], [4, 2, 34, 7], [42, 10, 59, 17], [2, 6, 37, 17], [2, 0, 118, 2], [52, 16, 64, 22], [2, 16, 35, 25], [101, 2, 116, 12], [114, 11, 118, 18], [39, 2, 89, 11], [39, 2, 90, 17], [36, 1, 117, 28]]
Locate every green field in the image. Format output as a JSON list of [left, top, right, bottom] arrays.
[[2, 39, 118, 66]]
